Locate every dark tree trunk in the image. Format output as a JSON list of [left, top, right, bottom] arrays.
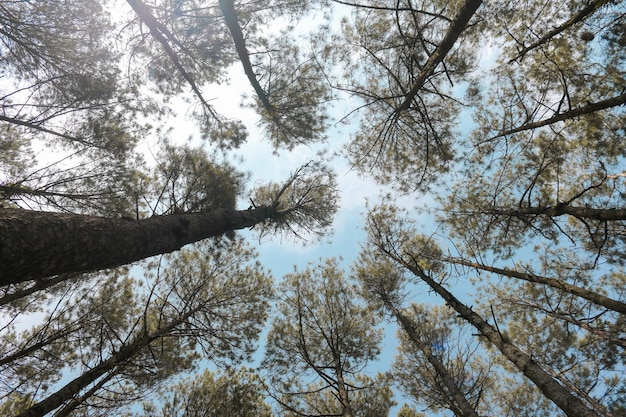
[[486, 204, 626, 222], [380, 249, 599, 417], [491, 93, 626, 140], [0, 206, 275, 285], [386, 300, 481, 417], [397, 0, 482, 112], [443, 257, 626, 314], [511, 0, 612, 61], [219, 0, 272, 112]]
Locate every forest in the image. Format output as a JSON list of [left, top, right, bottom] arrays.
[[0, 0, 625, 416]]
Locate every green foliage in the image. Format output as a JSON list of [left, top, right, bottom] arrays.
[[2, 0, 625, 415], [0, 237, 273, 415], [262, 258, 386, 416], [333, 0, 483, 191], [437, 0, 626, 264], [251, 160, 339, 241], [147, 142, 246, 215], [137, 368, 272, 417], [149, 237, 274, 364], [251, 35, 333, 148]]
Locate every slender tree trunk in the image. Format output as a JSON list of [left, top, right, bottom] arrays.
[[335, 367, 355, 417], [0, 206, 276, 285], [15, 310, 193, 417], [443, 257, 626, 314], [382, 250, 599, 417], [490, 93, 626, 140], [397, 0, 482, 112], [0, 274, 73, 307], [17, 336, 153, 417], [51, 370, 118, 417], [511, 0, 612, 61], [0, 325, 80, 367], [484, 204, 626, 222], [385, 300, 481, 417], [218, 0, 273, 112], [126, 0, 217, 118]]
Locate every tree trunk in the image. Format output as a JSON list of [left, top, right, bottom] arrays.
[[335, 368, 355, 417], [386, 300, 481, 417], [397, 0, 482, 112], [219, 0, 272, 112], [0, 325, 80, 367], [15, 310, 193, 417], [443, 257, 626, 314], [510, 0, 612, 61], [491, 92, 626, 140], [0, 206, 276, 285], [485, 204, 626, 222], [384, 251, 599, 417]]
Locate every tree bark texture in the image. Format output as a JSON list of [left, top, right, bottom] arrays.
[[0, 206, 274, 285]]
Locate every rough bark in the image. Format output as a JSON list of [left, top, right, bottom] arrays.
[[335, 368, 355, 417], [442, 257, 626, 315], [0, 206, 276, 285]]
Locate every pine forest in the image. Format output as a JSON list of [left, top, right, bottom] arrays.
[[0, 0, 625, 416]]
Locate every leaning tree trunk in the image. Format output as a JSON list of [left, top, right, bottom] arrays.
[[382, 249, 600, 417], [442, 257, 626, 314], [385, 300, 481, 417], [0, 206, 276, 285], [15, 309, 194, 417]]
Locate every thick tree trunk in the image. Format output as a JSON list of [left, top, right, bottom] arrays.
[[0, 206, 275, 285], [383, 251, 599, 417], [335, 368, 355, 417]]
